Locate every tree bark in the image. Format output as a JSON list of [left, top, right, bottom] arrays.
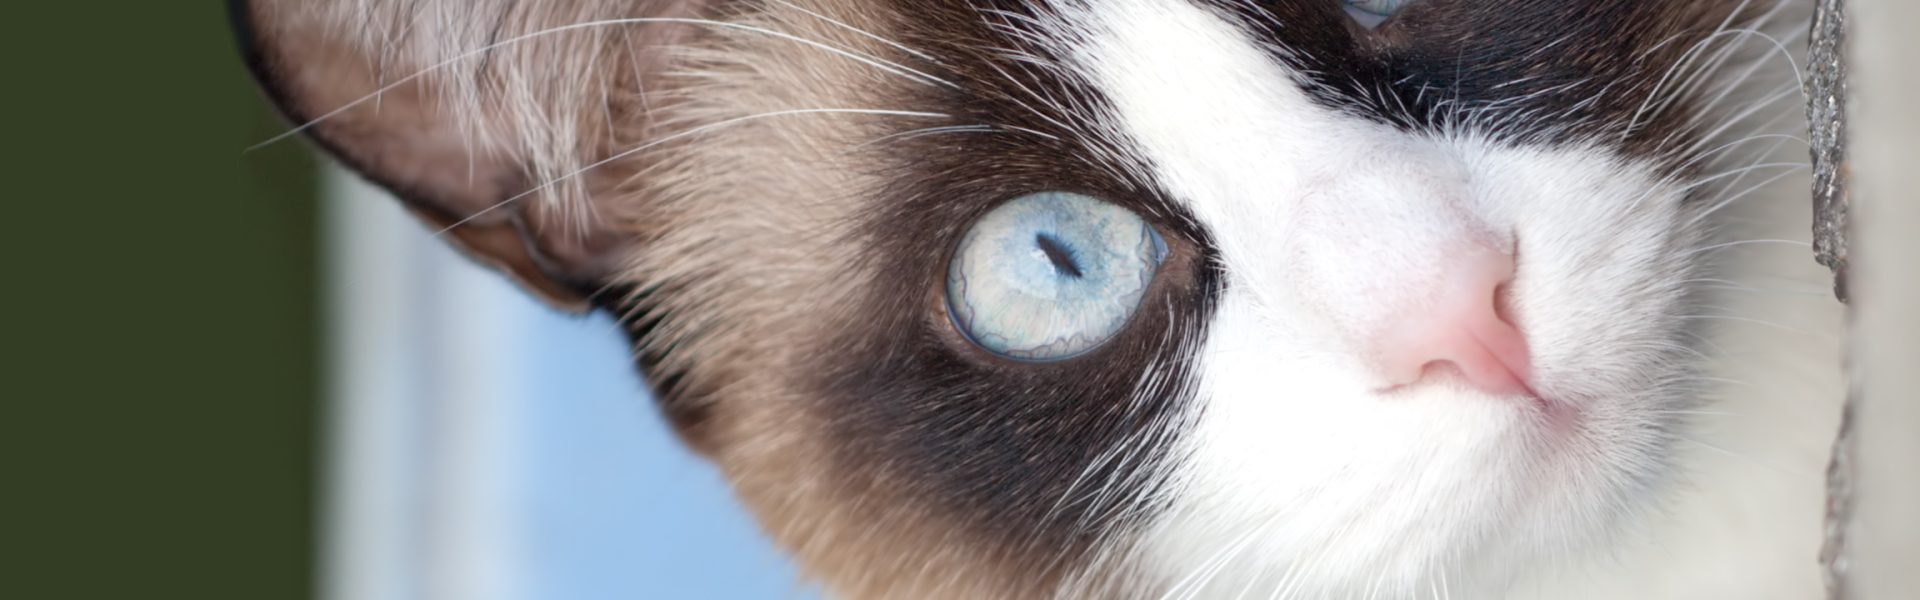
[[1807, 1, 1853, 598]]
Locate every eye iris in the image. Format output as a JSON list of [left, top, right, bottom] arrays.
[[946, 192, 1165, 361]]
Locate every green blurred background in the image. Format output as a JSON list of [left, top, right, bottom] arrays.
[[10, 3, 318, 599]]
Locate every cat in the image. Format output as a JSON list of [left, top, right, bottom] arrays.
[[234, 0, 1841, 597]]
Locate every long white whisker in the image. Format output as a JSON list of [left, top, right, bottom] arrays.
[[248, 17, 955, 151], [766, 0, 943, 64], [1683, 167, 1808, 229], [1686, 238, 1811, 255], [434, 108, 950, 235]]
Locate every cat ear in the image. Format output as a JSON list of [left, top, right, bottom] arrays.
[[232, 0, 711, 311]]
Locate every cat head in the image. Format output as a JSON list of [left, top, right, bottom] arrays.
[[236, 0, 1802, 596]]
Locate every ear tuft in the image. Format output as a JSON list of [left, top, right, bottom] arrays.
[[233, 0, 712, 310]]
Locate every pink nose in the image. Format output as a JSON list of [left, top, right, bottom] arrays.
[[1374, 243, 1534, 397]]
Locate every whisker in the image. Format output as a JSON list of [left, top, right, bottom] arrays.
[[1680, 438, 1810, 479], [1676, 313, 1813, 335], [434, 108, 950, 235], [1671, 83, 1803, 157], [1684, 237, 1810, 257], [765, 0, 943, 64], [1682, 166, 1808, 229], [248, 17, 954, 151]]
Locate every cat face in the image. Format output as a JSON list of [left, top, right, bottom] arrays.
[[237, 0, 1805, 596]]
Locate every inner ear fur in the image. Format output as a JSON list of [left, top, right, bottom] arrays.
[[232, 0, 714, 310]]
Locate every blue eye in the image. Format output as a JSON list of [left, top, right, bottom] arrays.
[[946, 192, 1166, 361], [1344, 0, 1406, 17]]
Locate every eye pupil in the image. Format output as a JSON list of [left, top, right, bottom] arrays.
[[1034, 233, 1084, 279]]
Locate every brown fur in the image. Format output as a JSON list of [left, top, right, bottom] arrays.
[[244, 0, 1111, 595], [615, 5, 1060, 596], [236, 1, 1811, 597]]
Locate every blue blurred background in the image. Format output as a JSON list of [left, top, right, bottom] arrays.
[[324, 173, 816, 600]]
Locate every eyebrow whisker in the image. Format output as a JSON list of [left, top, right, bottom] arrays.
[[434, 107, 952, 236], [249, 17, 957, 152]]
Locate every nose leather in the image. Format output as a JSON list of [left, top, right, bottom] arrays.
[[1372, 242, 1533, 397]]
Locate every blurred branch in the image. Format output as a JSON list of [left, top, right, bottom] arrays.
[[1828, 0, 1920, 597]]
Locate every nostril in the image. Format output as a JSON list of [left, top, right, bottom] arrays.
[[1370, 241, 1534, 397], [1492, 240, 1523, 328], [1493, 281, 1517, 328], [1405, 359, 1518, 396]]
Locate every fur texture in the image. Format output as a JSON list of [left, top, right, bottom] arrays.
[[237, 0, 1839, 597]]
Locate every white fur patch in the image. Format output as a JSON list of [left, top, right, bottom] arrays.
[[1037, 0, 1837, 597]]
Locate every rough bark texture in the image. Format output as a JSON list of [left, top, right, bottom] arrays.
[[1810, 0, 1851, 302], [1807, 0, 1851, 597]]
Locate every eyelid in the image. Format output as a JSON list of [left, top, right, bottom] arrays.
[[1343, 0, 1403, 28]]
